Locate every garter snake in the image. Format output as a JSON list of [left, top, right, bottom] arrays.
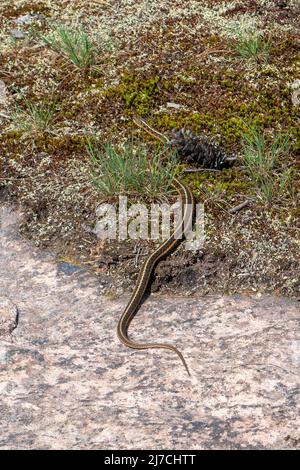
[[117, 118, 195, 375]]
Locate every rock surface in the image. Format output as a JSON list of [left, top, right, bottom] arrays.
[[9, 29, 26, 39], [0, 204, 299, 450], [0, 296, 18, 337]]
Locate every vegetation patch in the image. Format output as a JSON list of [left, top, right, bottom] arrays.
[[241, 125, 292, 203], [234, 31, 271, 62], [0, 0, 299, 298], [88, 137, 178, 200], [106, 74, 161, 116], [11, 94, 57, 132], [42, 25, 95, 68]]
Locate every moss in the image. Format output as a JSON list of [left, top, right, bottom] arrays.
[[172, 73, 196, 86], [90, 78, 105, 90], [147, 60, 299, 154], [154, 112, 247, 150], [34, 134, 87, 155], [0, 132, 87, 165], [0, 130, 25, 162], [214, 175, 252, 198], [154, 113, 186, 130], [220, 79, 235, 89], [2, 1, 51, 18], [105, 74, 161, 116], [0, 130, 24, 142], [181, 167, 253, 202]]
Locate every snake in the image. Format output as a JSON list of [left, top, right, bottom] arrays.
[[117, 117, 195, 375]]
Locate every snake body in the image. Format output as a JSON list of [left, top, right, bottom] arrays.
[[117, 119, 195, 375]]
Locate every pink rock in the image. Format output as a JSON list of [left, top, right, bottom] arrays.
[[0, 296, 18, 336]]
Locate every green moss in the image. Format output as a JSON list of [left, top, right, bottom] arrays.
[[148, 60, 299, 154], [154, 113, 186, 130], [91, 78, 105, 90], [182, 167, 253, 202], [0, 132, 87, 161], [0, 130, 24, 142], [0, 130, 25, 162], [34, 134, 87, 154], [154, 111, 248, 150], [220, 79, 235, 89], [172, 73, 196, 86], [105, 74, 161, 116]]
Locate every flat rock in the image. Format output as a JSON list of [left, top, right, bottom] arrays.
[[0, 204, 299, 449], [14, 14, 38, 25], [9, 29, 26, 40]]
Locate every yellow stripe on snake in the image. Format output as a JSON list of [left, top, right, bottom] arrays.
[[117, 118, 195, 375]]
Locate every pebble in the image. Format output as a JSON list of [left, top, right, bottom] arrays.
[[9, 29, 26, 40], [14, 14, 36, 25], [166, 102, 183, 109]]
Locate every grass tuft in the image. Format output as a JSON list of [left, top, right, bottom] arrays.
[[87, 137, 179, 200], [235, 31, 270, 62], [241, 124, 291, 203], [42, 25, 97, 70], [12, 95, 57, 132]]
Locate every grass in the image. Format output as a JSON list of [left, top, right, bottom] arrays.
[[241, 125, 291, 203], [42, 25, 97, 70], [12, 95, 57, 132], [235, 31, 270, 62], [87, 137, 179, 200]]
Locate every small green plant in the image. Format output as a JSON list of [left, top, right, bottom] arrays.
[[12, 96, 57, 132], [241, 125, 291, 202], [87, 137, 179, 200], [235, 31, 270, 62], [42, 25, 97, 70]]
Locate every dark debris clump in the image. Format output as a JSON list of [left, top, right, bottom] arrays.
[[170, 129, 236, 170]]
